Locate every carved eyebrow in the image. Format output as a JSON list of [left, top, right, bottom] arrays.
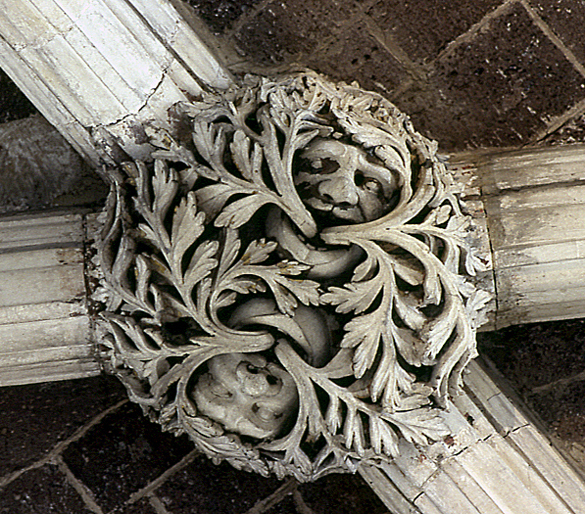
[[294, 171, 325, 185], [209, 380, 234, 398], [300, 141, 349, 161]]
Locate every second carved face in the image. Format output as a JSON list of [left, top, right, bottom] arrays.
[[192, 353, 299, 440], [295, 139, 398, 224]]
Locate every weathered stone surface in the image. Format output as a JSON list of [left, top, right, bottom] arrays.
[[62, 402, 193, 513], [0, 116, 99, 213], [480, 317, 585, 472], [308, 20, 409, 95], [541, 111, 585, 146], [0, 0, 232, 165], [367, 0, 502, 61], [406, 3, 585, 150], [0, 465, 95, 514], [532, 0, 585, 64], [0, 211, 98, 387]]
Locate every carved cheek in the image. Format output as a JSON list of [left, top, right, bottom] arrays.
[[251, 403, 282, 425], [357, 189, 386, 221], [258, 397, 296, 422], [244, 402, 289, 437], [264, 373, 299, 412], [235, 398, 287, 438], [245, 375, 298, 434], [193, 380, 233, 422]]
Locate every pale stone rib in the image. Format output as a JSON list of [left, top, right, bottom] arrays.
[[0, 0, 232, 165], [361, 361, 585, 514], [0, 210, 94, 386], [450, 145, 585, 329], [0, 360, 100, 387]]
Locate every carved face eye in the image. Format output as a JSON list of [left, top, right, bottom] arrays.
[[245, 362, 279, 386], [246, 363, 260, 374], [355, 171, 382, 193], [362, 178, 383, 195], [252, 403, 280, 422], [209, 381, 233, 399], [311, 158, 339, 174]]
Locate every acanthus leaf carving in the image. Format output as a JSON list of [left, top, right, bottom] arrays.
[[95, 71, 492, 481]]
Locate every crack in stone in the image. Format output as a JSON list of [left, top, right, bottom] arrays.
[[93, 59, 171, 133], [87, 67, 173, 164], [6, 17, 77, 53]]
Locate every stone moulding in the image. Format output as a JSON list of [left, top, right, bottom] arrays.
[[96, 71, 492, 481]]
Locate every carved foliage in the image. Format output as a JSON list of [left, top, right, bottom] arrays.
[[96, 72, 491, 480]]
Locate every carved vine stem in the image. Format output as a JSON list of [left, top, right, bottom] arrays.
[[95, 71, 491, 480]]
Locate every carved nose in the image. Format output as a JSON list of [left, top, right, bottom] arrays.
[[238, 364, 281, 397], [318, 174, 359, 207], [241, 371, 270, 396]]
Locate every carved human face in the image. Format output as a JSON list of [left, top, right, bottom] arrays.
[[295, 139, 398, 223], [192, 353, 299, 439]]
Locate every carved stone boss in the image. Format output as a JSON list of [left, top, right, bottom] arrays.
[[96, 72, 492, 481]]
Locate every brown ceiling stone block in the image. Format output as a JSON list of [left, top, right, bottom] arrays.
[[234, 0, 354, 65], [531, 0, 585, 66], [61, 402, 193, 513], [117, 497, 161, 514], [401, 2, 585, 150], [0, 69, 37, 124], [528, 381, 585, 443], [185, 0, 263, 33], [0, 465, 95, 514], [264, 495, 299, 513], [155, 456, 284, 514], [479, 319, 585, 394], [299, 473, 389, 514], [367, 0, 503, 62], [308, 21, 409, 96], [0, 376, 126, 478]]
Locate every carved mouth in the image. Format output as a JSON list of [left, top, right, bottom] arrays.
[[303, 196, 364, 223], [331, 205, 364, 223], [304, 196, 334, 212]]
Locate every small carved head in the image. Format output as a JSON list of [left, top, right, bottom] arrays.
[[192, 353, 299, 439], [295, 139, 399, 223]]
